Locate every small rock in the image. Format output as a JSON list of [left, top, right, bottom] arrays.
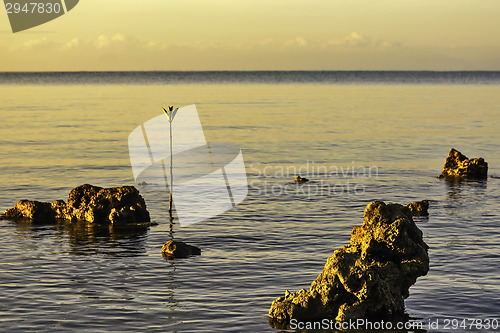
[[162, 240, 201, 259], [2, 200, 56, 223], [406, 200, 429, 216], [294, 176, 309, 183], [439, 148, 488, 179]]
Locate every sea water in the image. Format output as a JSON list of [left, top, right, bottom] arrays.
[[0, 72, 499, 332]]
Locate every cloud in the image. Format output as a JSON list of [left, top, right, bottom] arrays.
[[7, 32, 403, 57], [344, 32, 371, 47], [63, 38, 80, 50], [283, 36, 308, 48], [17, 37, 55, 50], [323, 32, 402, 49]]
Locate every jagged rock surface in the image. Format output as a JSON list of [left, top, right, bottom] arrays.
[[438, 148, 488, 179], [269, 201, 429, 326], [162, 240, 201, 259], [2, 200, 56, 223], [2, 184, 150, 225], [406, 200, 429, 216]]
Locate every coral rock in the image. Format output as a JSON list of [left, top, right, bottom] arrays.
[[2, 200, 56, 223], [62, 184, 150, 224], [294, 176, 309, 183], [268, 201, 429, 327], [439, 148, 488, 179], [406, 200, 429, 216], [162, 240, 201, 259], [2, 184, 150, 225]]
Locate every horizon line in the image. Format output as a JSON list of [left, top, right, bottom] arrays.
[[2, 70, 500, 73]]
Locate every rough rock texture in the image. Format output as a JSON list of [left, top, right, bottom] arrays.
[[406, 200, 429, 216], [438, 148, 488, 179], [294, 176, 309, 183], [2, 200, 56, 223], [162, 240, 201, 259], [60, 184, 150, 224], [268, 201, 429, 327], [2, 184, 150, 225]]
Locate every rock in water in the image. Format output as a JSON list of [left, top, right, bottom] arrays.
[[61, 184, 150, 224], [406, 200, 429, 216], [1, 184, 150, 225], [162, 240, 201, 259], [2, 200, 56, 223], [294, 176, 309, 183], [268, 201, 429, 327], [438, 148, 488, 179]]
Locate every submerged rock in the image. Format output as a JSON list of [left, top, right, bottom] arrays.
[[1, 184, 150, 225], [294, 176, 309, 183], [406, 200, 429, 216], [438, 148, 488, 179], [268, 201, 429, 327], [162, 240, 201, 259]]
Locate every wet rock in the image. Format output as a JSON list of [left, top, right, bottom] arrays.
[[162, 240, 201, 259], [51, 200, 67, 218], [2, 184, 150, 225], [57, 184, 150, 224], [268, 201, 429, 327], [438, 148, 488, 179], [294, 176, 309, 183], [2, 200, 56, 223], [406, 200, 429, 216]]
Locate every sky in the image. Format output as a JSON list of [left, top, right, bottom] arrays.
[[1, 0, 500, 71]]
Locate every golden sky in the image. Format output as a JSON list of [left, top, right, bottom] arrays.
[[1, 0, 499, 71]]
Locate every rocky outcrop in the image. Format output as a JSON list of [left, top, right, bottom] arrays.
[[406, 200, 429, 216], [438, 148, 488, 179], [60, 184, 150, 224], [269, 201, 429, 327], [2, 184, 150, 225], [162, 240, 201, 259], [294, 176, 309, 183]]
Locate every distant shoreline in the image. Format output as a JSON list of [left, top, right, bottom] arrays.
[[1, 70, 500, 85]]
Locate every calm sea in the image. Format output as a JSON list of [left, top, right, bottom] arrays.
[[0, 72, 499, 332]]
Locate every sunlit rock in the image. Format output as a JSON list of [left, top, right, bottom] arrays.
[[2, 200, 56, 223], [62, 184, 150, 224], [294, 176, 309, 183], [162, 240, 201, 259], [268, 201, 429, 327], [438, 148, 488, 179], [2, 184, 150, 226], [405, 200, 429, 216]]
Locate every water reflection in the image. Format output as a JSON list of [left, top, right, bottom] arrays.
[[64, 221, 149, 256], [444, 178, 487, 205], [163, 260, 179, 309]]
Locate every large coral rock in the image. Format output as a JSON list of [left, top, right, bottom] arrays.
[[269, 201, 429, 326], [2, 184, 150, 225], [439, 148, 488, 179], [60, 184, 150, 224]]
